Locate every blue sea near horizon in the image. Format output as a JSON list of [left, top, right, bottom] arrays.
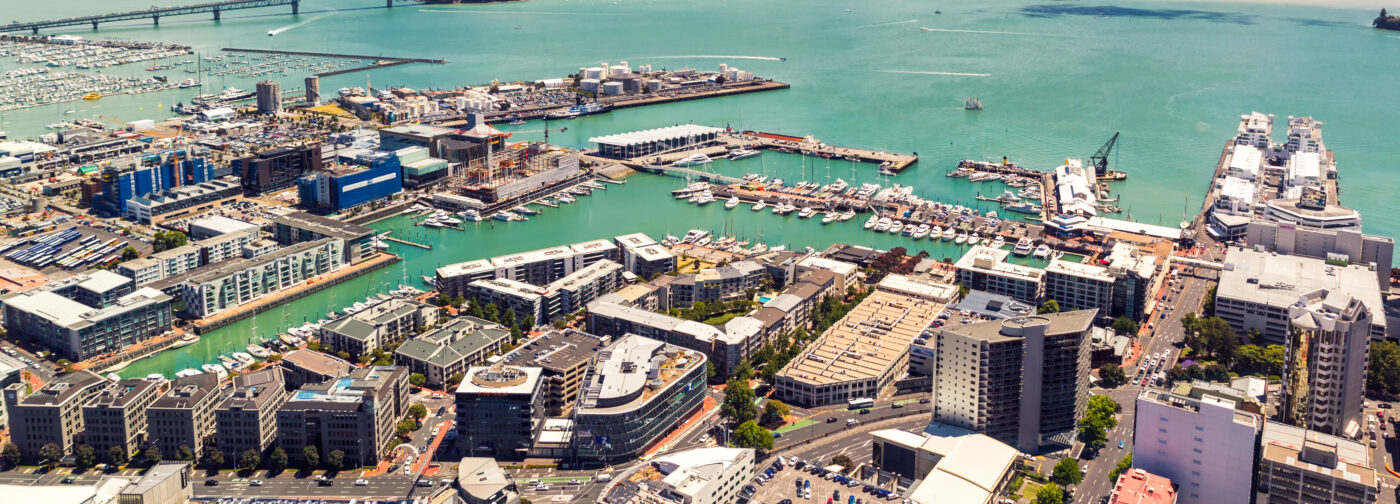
[[2, 0, 1394, 377]]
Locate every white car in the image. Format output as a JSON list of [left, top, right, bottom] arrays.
[[535, 484, 550, 491], [355, 479, 369, 486]]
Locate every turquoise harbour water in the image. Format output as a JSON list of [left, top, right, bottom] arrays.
[[7, 0, 1392, 377]]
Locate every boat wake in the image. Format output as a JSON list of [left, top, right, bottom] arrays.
[[417, 9, 602, 15], [918, 27, 1037, 36], [856, 19, 918, 28], [268, 13, 328, 35], [879, 69, 991, 78], [643, 55, 784, 61]]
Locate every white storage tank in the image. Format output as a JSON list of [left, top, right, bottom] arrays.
[[719, 63, 728, 74], [601, 81, 625, 95], [583, 67, 605, 80], [580, 78, 601, 92], [646, 79, 662, 92]]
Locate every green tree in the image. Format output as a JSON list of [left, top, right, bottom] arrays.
[[1233, 344, 1267, 375], [731, 420, 774, 450], [1369, 340, 1400, 395], [326, 450, 345, 470], [120, 247, 139, 261], [1111, 316, 1139, 336], [301, 446, 319, 471], [108, 445, 127, 466], [1203, 285, 1217, 315], [1099, 363, 1126, 388], [1051, 458, 1083, 486], [1, 442, 21, 468], [763, 400, 791, 427], [177, 446, 194, 462], [269, 447, 288, 472], [447, 373, 465, 388], [1079, 395, 1119, 449], [502, 308, 517, 329], [40, 443, 62, 468], [1203, 363, 1230, 382], [1038, 299, 1060, 314], [1264, 345, 1286, 375], [484, 303, 500, 323], [240, 449, 260, 470], [521, 315, 535, 329], [204, 448, 225, 468], [409, 404, 428, 420], [707, 361, 717, 381], [1165, 365, 1190, 385], [144, 446, 162, 465], [1035, 483, 1064, 504], [1109, 454, 1134, 484], [152, 230, 188, 253], [720, 377, 758, 425], [832, 454, 855, 473], [74, 444, 96, 468]]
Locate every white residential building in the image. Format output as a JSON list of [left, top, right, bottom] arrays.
[[1235, 111, 1273, 149], [954, 245, 1045, 303], [1134, 389, 1262, 504], [615, 447, 755, 504], [1279, 289, 1371, 437]]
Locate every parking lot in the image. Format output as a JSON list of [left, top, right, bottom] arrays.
[[746, 457, 905, 504]]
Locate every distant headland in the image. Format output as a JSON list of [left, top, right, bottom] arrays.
[[420, 0, 524, 4], [1375, 8, 1400, 30]]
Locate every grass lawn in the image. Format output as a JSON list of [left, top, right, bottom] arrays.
[[703, 312, 741, 325]]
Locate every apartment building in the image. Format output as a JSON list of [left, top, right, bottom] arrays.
[[1279, 289, 1371, 437], [318, 298, 438, 359], [2, 370, 109, 460], [932, 310, 1095, 453], [496, 329, 608, 416], [613, 233, 676, 279], [454, 365, 546, 459], [279, 349, 355, 390], [607, 447, 755, 504], [147, 373, 222, 460], [269, 211, 376, 265], [1216, 247, 1386, 345], [395, 318, 510, 389], [1044, 260, 1115, 318], [277, 366, 409, 468], [82, 378, 160, 459], [176, 238, 345, 318], [1, 271, 172, 361], [954, 245, 1045, 303], [1134, 389, 1262, 504], [117, 231, 257, 287], [436, 238, 622, 298], [214, 368, 288, 458], [1257, 421, 1377, 504]]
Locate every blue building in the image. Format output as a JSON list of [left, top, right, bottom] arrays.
[[296, 153, 402, 213], [95, 150, 214, 217]]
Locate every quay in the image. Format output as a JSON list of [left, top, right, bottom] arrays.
[[0, 0, 303, 34], [951, 159, 1057, 220], [190, 251, 401, 334], [586, 130, 917, 178], [382, 235, 431, 250]]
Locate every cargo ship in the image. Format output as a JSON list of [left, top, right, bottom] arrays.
[[547, 101, 610, 119]]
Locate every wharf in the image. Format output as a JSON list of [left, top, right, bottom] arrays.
[[382, 236, 431, 249], [953, 159, 1055, 220], [221, 48, 445, 77], [481, 80, 789, 123], [589, 131, 917, 179]]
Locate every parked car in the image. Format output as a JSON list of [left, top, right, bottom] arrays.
[[355, 479, 369, 486]]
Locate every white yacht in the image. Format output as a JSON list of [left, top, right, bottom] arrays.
[[752, 200, 768, 212], [1013, 238, 1035, 256], [1033, 244, 1052, 259], [941, 228, 956, 241], [674, 153, 712, 167], [955, 233, 968, 245], [728, 148, 760, 160], [889, 222, 905, 235], [821, 213, 838, 224], [991, 236, 1006, 248], [725, 196, 741, 209], [874, 218, 892, 232], [912, 224, 931, 240], [864, 215, 880, 230], [798, 207, 816, 218]]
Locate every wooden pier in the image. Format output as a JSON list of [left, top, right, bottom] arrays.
[[383, 236, 431, 249]]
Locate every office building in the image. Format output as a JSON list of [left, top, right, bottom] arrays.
[[954, 245, 1045, 303], [602, 447, 755, 504], [1, 271, 172, 361], [2, 370, 109, 460], [175, 238, 345, 318], [1044, 260, 1115, 318], [117, 462, 193, 504], [1279, 289, 1371, 437], [147, 373, 222, 460], [455, 365, 546, 458], [279, 349, 355, 390], [187, 215, 260, 240], [573, 334, 708, 462], [1110, 469, 1177, 504], [1216, 247, 1386, 344], [94, 150, 216, 217], [255, 80, 281, 114], [613, 233, 676, 279], [126, 179, 244, 225], [304, 75, 320, 107], [870, 424, 1018, 504], [296, 155, 403, 212], [1246, 220, 1393, 291], [82, 378, 160, 459], [318, 297, 438, 359], [277, 366, 409, 468], [233, 144, 322, 195], [932, 310, 1095, 453], [214, 368, 288, 458], [774, 275, 952, 407], [395, 318, 510, 389], [394, 145, 451, 188], [269, 211, 376, 265], [379, 124, 455, 158], [456, 457, 521, 504], [1134, 389, 1262, 504], [1257, 421, 1376, 504], [498, 329, 607, 416]]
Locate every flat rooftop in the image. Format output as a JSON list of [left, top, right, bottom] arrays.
[[955, 245, 1045, 282], [577, 334, 706, 414], [500, 329, 609, 373], [777, 283, 946, 386], [456, 365, 543, 396], [1219, 247, 1384, 327], [271, 211, 374, 241], [1260, 420, 1375, 489], [86, 378, 157, 409], [151, 373, 221, 410], [282, 349, 354, 377]]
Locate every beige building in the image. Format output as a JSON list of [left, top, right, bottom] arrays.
[[280, 349, 355, 390], [1258, 421, 1377, 504], [2, 369, 109, 460], [117, 462, 193, 504], [774, 275, 954, 406], [277, 366, 409, 468], [214, 368, 288, 458], [148, 373, 222, 460], [82, 378, 160, 459]]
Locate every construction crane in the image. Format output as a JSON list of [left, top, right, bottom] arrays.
[[1090, 132, 1125, 180]]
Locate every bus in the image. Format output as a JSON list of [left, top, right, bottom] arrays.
[[847, 398, 874, 410]]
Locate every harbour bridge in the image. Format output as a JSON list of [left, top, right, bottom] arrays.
[[0, 0, 403, 35]]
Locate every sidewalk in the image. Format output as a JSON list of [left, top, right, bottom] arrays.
[[642, 395, 717, 457]]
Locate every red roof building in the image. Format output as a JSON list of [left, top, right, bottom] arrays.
[[1111, 468, 1178, 504]]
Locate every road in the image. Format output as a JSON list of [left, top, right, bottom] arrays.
[[1072, 387, 1141, 503]]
